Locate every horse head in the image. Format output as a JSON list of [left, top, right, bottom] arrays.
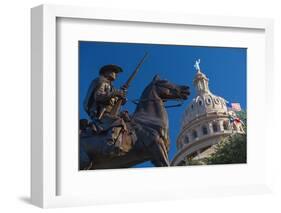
[[151, 74, 190, 102]]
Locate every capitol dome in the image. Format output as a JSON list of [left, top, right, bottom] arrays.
[[182, 70, 228, 126], [171, 60, 244, 166]]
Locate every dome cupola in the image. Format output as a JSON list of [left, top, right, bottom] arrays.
[[193, 59, 210, 95], [181, 59, 228, 127]]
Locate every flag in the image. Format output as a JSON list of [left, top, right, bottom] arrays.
[[227, 102, 241, 111], [229, 114, 245, 126], [235, 117, 245, 126], [234, 117, 241, 124], [231, 103, 241, 111]]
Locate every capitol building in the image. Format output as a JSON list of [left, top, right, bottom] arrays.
[[171, 60, 245, 166]]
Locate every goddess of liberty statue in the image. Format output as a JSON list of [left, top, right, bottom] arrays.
[[194, 59, 201, 72]]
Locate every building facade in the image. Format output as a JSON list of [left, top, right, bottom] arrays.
[[171, 61, 244, 166]]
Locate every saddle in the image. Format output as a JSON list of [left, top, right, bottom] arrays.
[[79, 118, 136, 154], [114, 122, 136, 153]]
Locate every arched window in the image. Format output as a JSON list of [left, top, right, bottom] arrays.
[[223, 120, 229, 130], [192, 130, 198, 139], [202, 126, 208, 135], [213, 122, 218, 132], [214, 98, 220, 105], [205, 97, 212, 105], [185, 136, 189, 144]]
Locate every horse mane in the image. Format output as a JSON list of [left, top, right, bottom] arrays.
[[134, 81, 155, 113], [132, 79, 168, 132]]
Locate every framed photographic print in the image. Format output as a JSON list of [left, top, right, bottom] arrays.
[[31, 4, 274, 208]]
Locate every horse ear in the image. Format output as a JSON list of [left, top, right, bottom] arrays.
[[153, 74, 161, 82]]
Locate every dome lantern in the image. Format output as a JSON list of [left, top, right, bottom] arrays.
[[193, 59, 210, 95]]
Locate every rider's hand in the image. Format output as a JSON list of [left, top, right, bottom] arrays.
[[121, 85, 128, 92], [113, 89, 126, 98]]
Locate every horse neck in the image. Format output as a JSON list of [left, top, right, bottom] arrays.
[[133, 86, 168, 128]]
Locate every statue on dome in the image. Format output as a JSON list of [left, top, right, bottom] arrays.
[[194, 59, 201, 72]]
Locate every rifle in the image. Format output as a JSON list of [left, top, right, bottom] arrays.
[[110, 53, 148, 116]]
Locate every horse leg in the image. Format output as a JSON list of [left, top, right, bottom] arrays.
[[79, 146, 92, 170], [149, 134, 170, 167]]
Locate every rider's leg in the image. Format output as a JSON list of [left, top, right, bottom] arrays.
[[102, 127, 121, 156]]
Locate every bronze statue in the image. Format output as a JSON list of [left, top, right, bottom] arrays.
[[80, 57, 190, 170], [83, 64, 127, 155], [83, 64, 125, 121]]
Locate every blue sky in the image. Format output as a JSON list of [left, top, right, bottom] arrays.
[[79, 41, 247, 168]]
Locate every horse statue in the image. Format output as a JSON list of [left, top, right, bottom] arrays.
[[79, 75, 190, 169]]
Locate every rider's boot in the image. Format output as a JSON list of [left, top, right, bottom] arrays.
[[103, 128, 120, 156]]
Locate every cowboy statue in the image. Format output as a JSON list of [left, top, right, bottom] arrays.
[[81, 53, 148, 158], [83, 64, 129, 154]]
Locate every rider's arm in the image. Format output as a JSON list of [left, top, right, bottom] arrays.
[[94, 82, 114, 103]]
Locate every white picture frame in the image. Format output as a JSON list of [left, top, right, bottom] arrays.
[[31, 4, 274, 208]]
